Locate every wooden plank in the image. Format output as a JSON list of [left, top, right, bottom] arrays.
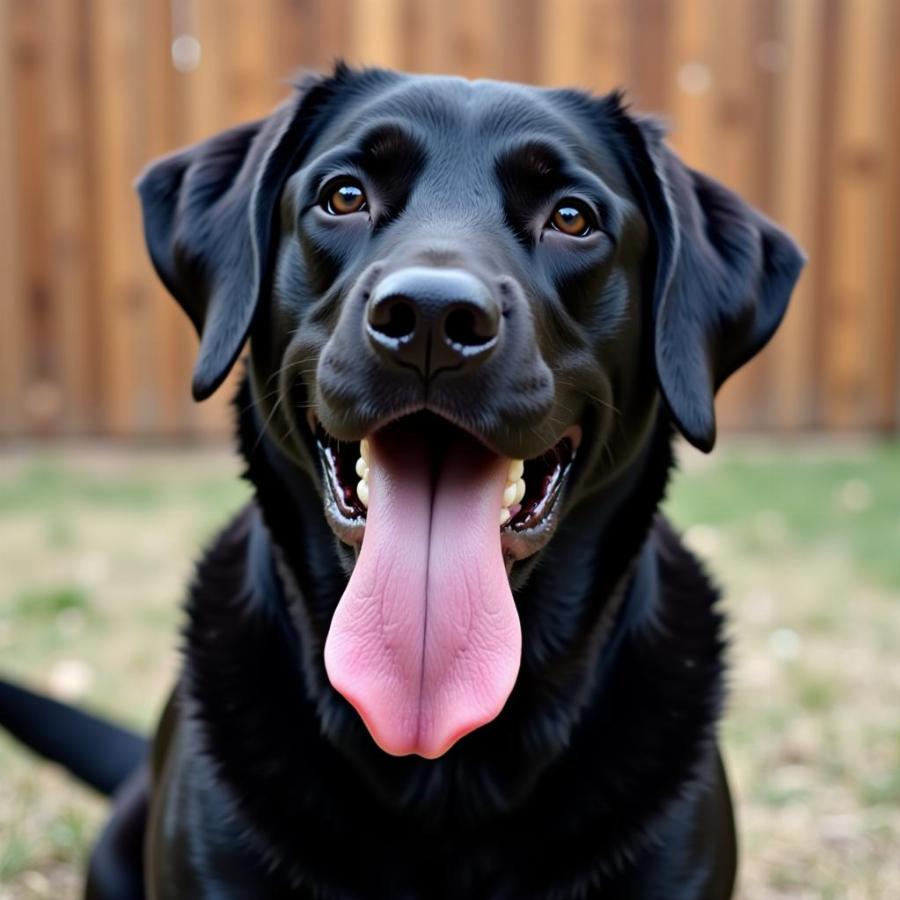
[[46, 0, 94, 435], [274, 0, 319, 79], [11, 0, 57, 436], [138, 0, 186, 437], [820, 0, 889, 429], [0, 0, 26, 437], [539, 0, 632, 93], [712, 0, 771, 431], [876, 0, 900, 430], [767, 0, 824, 432], [224, 0, 283, 125], [805, 0, 841, 429], [492, 0, 538, 85], [308, 0, 351, 73], [405, 0, 457, 76], [89, 0, 149, 436], [347, 0, 404, 70], [163, 0, 216, 437], [539, 0, 595, 88], [456, 0, 493, 80], [629, 0, 669, 110], [179, 0, 235, 438], [192, 0, 289, 439], [585, 0, 631, 94], [664, 0, 716, 174]]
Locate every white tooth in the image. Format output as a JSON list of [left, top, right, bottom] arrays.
[[355, 457, 367, 479], [502, 482, 518, 508], [508, 459, 524, 481], [360, 438, 370, 465], [357, 480, 369, 507], [499, 508, 511, 526], [513, 478, 526, 505]]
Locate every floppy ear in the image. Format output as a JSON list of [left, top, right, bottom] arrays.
[[136, 75, 334, 400], [615, 112, 805, 451]]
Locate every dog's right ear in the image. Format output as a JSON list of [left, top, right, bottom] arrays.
[[136, 73, 340, 400], [604, 102, 804, 452]]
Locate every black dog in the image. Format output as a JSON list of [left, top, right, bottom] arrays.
[[0, 65, 803, 898]]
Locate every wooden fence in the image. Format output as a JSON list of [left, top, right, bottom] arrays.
[[1, 0, 898, 439]]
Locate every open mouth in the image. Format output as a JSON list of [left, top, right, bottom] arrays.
[[313, 411, 580, 562], [310, 410, 581, 760]]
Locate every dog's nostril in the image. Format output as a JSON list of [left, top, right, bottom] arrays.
[[366, 268, 501, 376], [369, 298, 417, 340], [444, 306, 494, 348]]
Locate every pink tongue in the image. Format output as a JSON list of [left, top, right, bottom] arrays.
[[324, 426, 521, 758]]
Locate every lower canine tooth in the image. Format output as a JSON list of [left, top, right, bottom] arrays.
[[357, 480, 369, 507], [499, 508, 511, 526], [355, 457, 368, 479], [502, 482, 518, 508]]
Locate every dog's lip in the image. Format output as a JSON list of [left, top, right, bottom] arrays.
[[307, 404, 552, 460], [307, 408, 582, 563], [499, 425, 580, 565]]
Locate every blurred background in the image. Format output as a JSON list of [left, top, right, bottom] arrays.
[[0, 1, 898, 898]]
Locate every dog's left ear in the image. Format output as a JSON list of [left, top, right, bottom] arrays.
[[136, 75, 334, 400], [614, 111, 805, 452]]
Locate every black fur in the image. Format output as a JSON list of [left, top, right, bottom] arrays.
[[0, 681, 146, 796], [0, 65, 803, 898], [169, 387, 730, 898]]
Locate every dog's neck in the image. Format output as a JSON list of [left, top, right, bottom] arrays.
[[183, 378, 724, 882]]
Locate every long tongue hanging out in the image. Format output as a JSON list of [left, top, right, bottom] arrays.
[[324, 422, 521, 758]]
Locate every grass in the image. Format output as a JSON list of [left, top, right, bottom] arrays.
[[0, 439, 898, 899]]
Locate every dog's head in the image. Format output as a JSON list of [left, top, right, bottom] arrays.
[[138, 65, 803, 760]]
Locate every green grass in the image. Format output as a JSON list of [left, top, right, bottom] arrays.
[[0, 454, 249, 521], [10, 587, 90, 619], [666, 440, 900, 589], [0, 441, 898, 899]]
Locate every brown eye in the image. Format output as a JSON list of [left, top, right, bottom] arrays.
[[325, 181, 367, 215], [550, 201, 592, 237]]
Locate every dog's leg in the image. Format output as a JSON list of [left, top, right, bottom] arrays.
[[85, 764, 149, 900]]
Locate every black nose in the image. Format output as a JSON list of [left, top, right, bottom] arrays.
[[366, 267, 500, 378]]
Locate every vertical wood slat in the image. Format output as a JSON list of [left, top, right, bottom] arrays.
[[12, 0, 58, 436], [665, 0, 716, 174], [0, 0, 26, 435], [768, 0, 824, 432], [347, 0, 404, 70], [455, 0, 493, 80], [308, 0, 351, 72], [89, 0, 147, 435], [184, 0, 239, 437], [629, 0, 669, 110], [585, 0, 631, 94], [405, 0, 456, 75], [820, 0, 890, 429], [140, 0, 182, 437], [46, 0, 94, 434], [166, 0, 220, 437], [492, 0, 538, 84], [881, 0, 900, 430], [0, 0, 898, 438], [711, 0, 771, 430]]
